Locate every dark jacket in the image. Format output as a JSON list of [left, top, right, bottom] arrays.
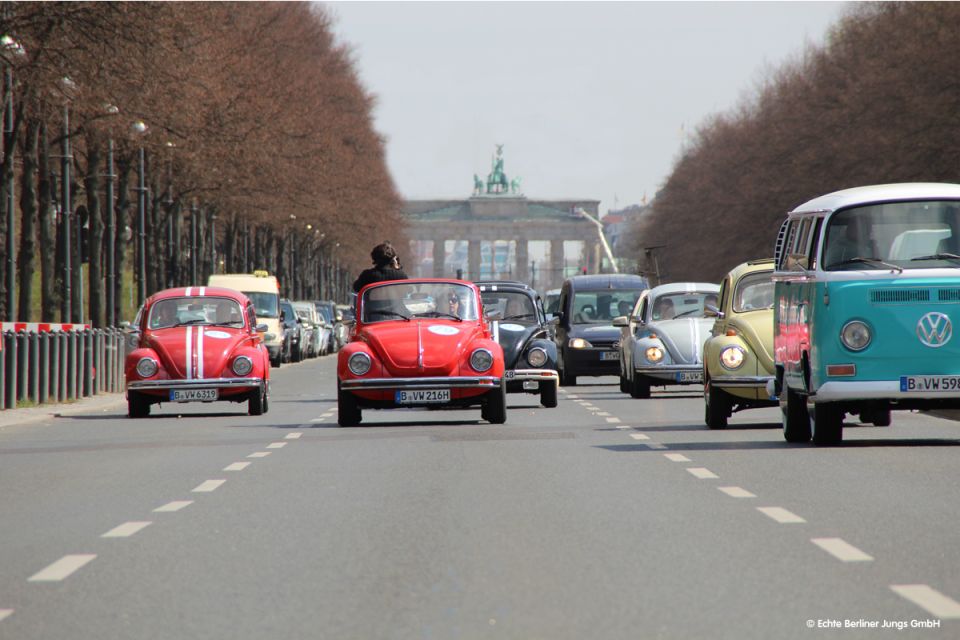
[[353, 266, 409, 293]]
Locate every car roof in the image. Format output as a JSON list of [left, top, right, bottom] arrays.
[[648, 282, 720, 296], [476, 281, 536, 295], [564, 274, 648, 290], [146, 286, 249, 305], [790, 183, 960, 216]]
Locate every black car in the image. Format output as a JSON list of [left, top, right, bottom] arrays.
[[478, 281, 558, 408], [553, 274, 648, 386], [279, 299, 304, 363]]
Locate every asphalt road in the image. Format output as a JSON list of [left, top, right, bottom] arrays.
[[1, 355, 959, 639]]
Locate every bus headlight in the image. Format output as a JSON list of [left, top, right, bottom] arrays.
[[841, 320, 871, 351]]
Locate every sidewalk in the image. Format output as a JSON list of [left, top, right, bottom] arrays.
[[0, 393, 128, 430]]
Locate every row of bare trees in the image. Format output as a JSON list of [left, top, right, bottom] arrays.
[[627, 2, 960, 283], [0, 2, 404, 326]]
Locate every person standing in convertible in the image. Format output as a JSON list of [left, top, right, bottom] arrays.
[[353, 241, 409, 292]]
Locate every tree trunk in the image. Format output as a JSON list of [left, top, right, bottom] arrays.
[[17, 120, 39, 321], [85, 142, 103, 328], [114, 157, 132, 323], [39, 123, 57, 320]]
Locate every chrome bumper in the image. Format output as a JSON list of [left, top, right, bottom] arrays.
[[635, 364, 702, 381], [505, 369, 559, 382], [128, 377, 264, 392], [712, 375, 774, 389], [340, 376, 501, 391], [815, 380, 960, 402]]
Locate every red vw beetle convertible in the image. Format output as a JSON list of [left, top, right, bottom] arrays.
[[338, 279, 507, 426], [125, 287, 271, 417]]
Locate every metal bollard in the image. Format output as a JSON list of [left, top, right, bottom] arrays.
[[82, 330, 93, 397], [57, 331, 67, 402], [39, 331, 49, 404], [67, 330, 77, 401], [95, 331, 104, 394], [4, 331, 17, 410], [29, 332, 40, 404], [0, 332, 6, 410], [17, 331, 28, 403]]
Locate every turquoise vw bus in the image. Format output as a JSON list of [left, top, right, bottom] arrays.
[[774, 183, 960, 445]]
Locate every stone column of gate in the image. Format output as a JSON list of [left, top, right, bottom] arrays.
[[549, 239, 565, 290], [468, 240, 482, 281], [515, 238, 529, 284], [586, 240, 600, 274], [432, 239, 446, 278]]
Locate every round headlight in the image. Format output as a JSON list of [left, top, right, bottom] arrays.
[[347, 352, 372, 376], [527, 347, 548, 368], [720, 346, 745, 370], [470, 348, 494, 372], [232, 355, 254, 376], [645, 347, 663, 363], [841, 320, 871, 351], [136, 357, 158, 378], [569, 338, 592, 349]]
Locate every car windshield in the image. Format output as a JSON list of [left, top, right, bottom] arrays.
[[651, 291, 718, 320], [481, 291, 537, 323], [572, 290, 642, 324], [362, 282, 478, 322], [315, 304, 334, 323], [245, 291, 279, 318], [733, 272, 774, 313], [147, 297, 244, 329], [824, 200, 960, 270]]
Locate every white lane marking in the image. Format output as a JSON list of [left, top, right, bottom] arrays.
[[197, 325, 205, 379], [248, 452, 271, 458], [596, 411, 611, 416], [718, 486, 756, 498], [266, 442, 287, 449], [28, 554, 97, 582], [664, 453, 691, 462], [566, 395, 579, 399], [605, 417, 621, 423], [329, 407, 338, 413], [616, 424, 631, 430], [687, 467, 719, 479], [310, 418, 326, 422], [629, 433, 650, 440], [192, 479, 226, 492], [811, 538, 873, 562], [0, 609, 13, 622], [224, 462, 250, 471], [102, 521, 152, 538], [285, 432, 303, 439], [153, 500, 193, 512], [185, 325, 193, 380], [757, 507, 806, 523], [891, 585, 960, 619], [645, 442, 667, 450]]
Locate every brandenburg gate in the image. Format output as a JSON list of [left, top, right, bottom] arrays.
[[402, 146, 600, 290]]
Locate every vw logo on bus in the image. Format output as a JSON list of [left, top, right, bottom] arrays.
[[917, 312, 952, 348]]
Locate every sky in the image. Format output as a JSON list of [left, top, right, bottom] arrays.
[[326, 1, 848, 214]]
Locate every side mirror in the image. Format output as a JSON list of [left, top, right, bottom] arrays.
[[704, 304, 724, 319], [256, 323, 269, 333], [550, 315, 561, 326], [485, 309, 503, 321], [612, 315, 629, 327]]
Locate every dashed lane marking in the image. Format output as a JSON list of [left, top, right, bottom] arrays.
[[248, 452, 271, 458], [605, 417, 621, 424], [224, 462, 251, 471], [153, 501, 193, 513], [285, 432, 303, 439], [757, 507, 806, 524], [890, 585, 960, 619], [616, 424, 631, 430], [629, 433, 650, 440], [645, 442, 668, 450], [664, 453, 691, 462], [28, 555, 97, 582], [596, 411, 611, 416], [192, 479, 226, 493], [718, 486, 756, 498], [811, 538, 873, 562], [310, 418, 325, 422], [102, 521, 152, 538], [267, 442, 287, 449], [687, 467, 719, 479], [0, 609, 13, 622]]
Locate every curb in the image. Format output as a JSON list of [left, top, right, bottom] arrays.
[[0, 393, 128, 430]]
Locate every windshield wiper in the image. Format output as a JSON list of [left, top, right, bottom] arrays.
[[174, 319, 209, 326], [503, 313, 534, 321], [828, 256, 903, 273], [419, 311, 462, 321], [673, 309, 702, 319], [910, 253, 960, 266], [370, 310, 410, 321], [209, 321, 243, 327]]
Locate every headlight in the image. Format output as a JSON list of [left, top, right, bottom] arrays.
[[720, 346, 745, 370], [347, 352, 372, 375], [470, 348, 494, 372], [645, 347, 663, 363], [527, 347, 548, 368], [569, 338, 592, 349], [136, 357, 158, 378], [841, 320, 871, 351], [232, 355, 254, 376]]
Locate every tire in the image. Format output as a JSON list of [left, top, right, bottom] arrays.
[[540, 379, 558, 408], [781, 385, 810, 443], [128, 393, 151, 418], [619, 374, 629, 394], [248, 387, 265, 416], [810, 402, 843, 445], [483, 380, 508, 424], [630, 374, 650, 399], [337, 381, 362, 426], [860, 408, 891, 427], [705, 382, 729, 429], [270, 353, 281, 368], [559, 360, 577, 387]]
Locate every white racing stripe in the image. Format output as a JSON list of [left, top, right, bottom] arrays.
[[757, 507, 806, 523], [811, 538, 873, 562], [718, 486, 756, 498], [687, 467, 718, 479], [102, 521, 152, 538], [890, 585, 960, 619], [664, 453, 691, 462], [28, 554, 97, 582], [185, 326, 193, 380], [185, 287, 192, 296], [197, 326, 204, 379], [198, 287, 205, 296], [192, 479, 226, 492], [153, 500, 193, 512]]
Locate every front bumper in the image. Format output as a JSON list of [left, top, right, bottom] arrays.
[[636, 364, 703, 384], [127, 377, 265, 395], [340, 376, 501, 391], [712, 375, 774, 390], [505, 369, 559, 383], [815, 380, 960, 402]]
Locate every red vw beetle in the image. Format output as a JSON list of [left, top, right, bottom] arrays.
[[338, 279, 507, 426], [125, 287, 271, 417]]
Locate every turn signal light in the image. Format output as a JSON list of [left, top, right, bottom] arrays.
[[726, 329, 737, 337], [826, 364, 856, 377]]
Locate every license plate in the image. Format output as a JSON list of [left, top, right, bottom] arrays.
[[900, 375, 960, 392], [677, 371, 703, 383], [395, 389, 451, 404], [505, 370, 516, 379], [171, 388, 218, 402], [600, 351, 619, 361]]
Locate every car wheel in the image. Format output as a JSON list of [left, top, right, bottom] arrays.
[[781, 385, 811, 443], [482, 379, 508, 424], [540, 380, 558, 408], [128, 393, 150, 418], [629, 374, 650, 399], [860, 408, 891, 427], [705, 382, 729, 429], [338, 381, 362, 426], [619, 373, 629, 394], [270, 354, 281, 368], [810, 402, 843, 445], [248, 387, 266, 416]]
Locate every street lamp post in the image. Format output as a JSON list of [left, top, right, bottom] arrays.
[[105, 139, 116, 326], [4, 67, 14, 320], [61, 105, 72, 322], [190, 200, 198, 285], [136, 145, 146, 305]]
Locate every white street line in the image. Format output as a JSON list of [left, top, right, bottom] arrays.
[[224, 462, 250, 471], [102, 521, 152, 538], [566, 395, 578, 399], [645, 442, 668, 450], [629, 433, 650, 440], [192, 479, 226, 492], [329, 407, 338, 413], [285, 432, 303, 439], [28, 555, 97, 582], [757, 507, 806, 523], [0, 609, 13, 622], [616, 424, 631, 430], [605, 417, 621, 423], [811, 538, 873, 562], [664, 453, 691, 462], [248, 452, 271, 458], [309, 418, 325, 422], [891, 584, 960, 619], [153, 500, 193, 513], [596, 411, 611, 416], [266, 442, 287, 449], [687, 467, 719, 479], [718, 486, 756, 498]]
